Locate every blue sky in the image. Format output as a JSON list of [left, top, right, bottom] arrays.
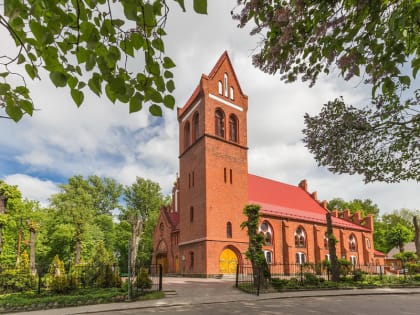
[[1, 1, 419, 213]]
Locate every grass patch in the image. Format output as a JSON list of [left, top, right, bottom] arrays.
[[0, 288, 164, 313]]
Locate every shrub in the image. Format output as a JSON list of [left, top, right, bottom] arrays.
[[135, 268, 152, 291], [304, 272, 320, 285], [353, 269, 364, 282]]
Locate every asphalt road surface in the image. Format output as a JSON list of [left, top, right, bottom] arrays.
[[88, 294, 420, 315]]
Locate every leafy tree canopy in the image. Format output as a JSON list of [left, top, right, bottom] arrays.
[[386, 223, 414, 253], [234, 0, 420, 183], [1, 0, 208, 121]]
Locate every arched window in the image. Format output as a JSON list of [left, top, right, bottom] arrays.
[[349, 234, 357, 251], [259, 221, 273, 246], [218, 81, 223, 95], [296, 252, 306, 264], [229, 114, 238, 143], [215, 109, 225, 138], [366, 238, 371, 249], [224, 73, 228, 97], [193, 112, 199, 141], [229, 86, 234, 100], [294, 227, 306, 248], [226, 222, 232, 238], [184, 122, 190, 149]]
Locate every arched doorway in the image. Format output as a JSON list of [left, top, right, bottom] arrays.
[[219, 247, 238, 274]]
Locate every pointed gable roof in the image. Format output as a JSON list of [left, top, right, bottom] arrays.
[[248, 174, 371, 232], [178, 51, 247, 119]]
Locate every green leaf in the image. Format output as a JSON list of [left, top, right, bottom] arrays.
[[25, 64, 37, 79], [148, 88, 163, 103], [149, 104, 162, 116], [50, 71, 68, 87], [164, 70, 173, 78], [105, 83, 117, 103], [71, 89, 84, 107], [382, 77, 395, 95], [123, 1, 138, 21], [166, 80, 175, 92], [86, 52, 96, 71], [193, 0, 207, 14], [6, 104, 23, 122], [29, 20, 44, 42], [14, 86, 29, 96], [17, 54, 25, 64], [88, 74, 102, 96], [163, 95, 175, 109], [0, 83, 11, 94], [174, 0, 186, 11], [143, 3, 155, 26], [20, 100, 33, 116], [130, 32, 144, 50], [398, 75, 410, 86], [152, 38, 164, 52], [163, 57, 176, 69], [129, 93, 143, 113]]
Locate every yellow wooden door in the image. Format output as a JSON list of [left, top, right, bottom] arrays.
[[219, 248, 238, 274]]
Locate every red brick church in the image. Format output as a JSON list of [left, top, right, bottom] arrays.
[[152, 52, 378, 276]]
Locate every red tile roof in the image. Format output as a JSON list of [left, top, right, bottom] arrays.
[[248, 174, 371, 232], [164, 209, 179, 230]]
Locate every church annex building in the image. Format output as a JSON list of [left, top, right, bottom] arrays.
[[152, 52, 380, 277]]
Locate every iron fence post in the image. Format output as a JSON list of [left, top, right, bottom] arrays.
[[235, 263, 239, 288], [159, 264, 163, 291]]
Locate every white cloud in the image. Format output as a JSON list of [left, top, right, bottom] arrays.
[[2, 174, 59, 206]]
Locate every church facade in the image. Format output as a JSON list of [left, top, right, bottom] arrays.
[[152, 52, 378, 277]]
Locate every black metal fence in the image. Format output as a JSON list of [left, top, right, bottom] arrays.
[[0, 263, 163, 296], [235, 263, 387, 295]]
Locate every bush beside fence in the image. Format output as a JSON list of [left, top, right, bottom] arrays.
[[0, 263, 162, 296], [236, 263, 416, 295]]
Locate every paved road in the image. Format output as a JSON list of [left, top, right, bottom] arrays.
[[14, 277, 420, 315], [86, 294, 420, 315]]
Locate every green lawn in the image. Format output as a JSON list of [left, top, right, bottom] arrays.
[[0, 288, 164, 313]]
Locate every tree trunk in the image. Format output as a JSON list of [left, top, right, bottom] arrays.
[[413, 216, 420, 259], [326, 212, 340, 282], [29, 228, 36, 275], [129, 219, 143, 273]]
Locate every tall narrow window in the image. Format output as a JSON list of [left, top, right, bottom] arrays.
[[296, 252, 306, 264], [229, 87, 234, 100], [193, 112, 199, 141], [226, 222, 232, 238], [349, 234, 357, 251], [218, 81, 223, 95], [264, 251, 273, 264], [324, 232, 329, 249], [294, 227, 306, 248], [224, 73, 228, 97], [192, 171, 195, 187], [215, 109, 225, 138], [229, 169, 233, 184], [188, 173, 191, 189], [224, 168, 227, 183], [184, 122, 190, 149], [190, 206, 194, 222], [229, 114, 238, 143], [350, 255, 357, 265]]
